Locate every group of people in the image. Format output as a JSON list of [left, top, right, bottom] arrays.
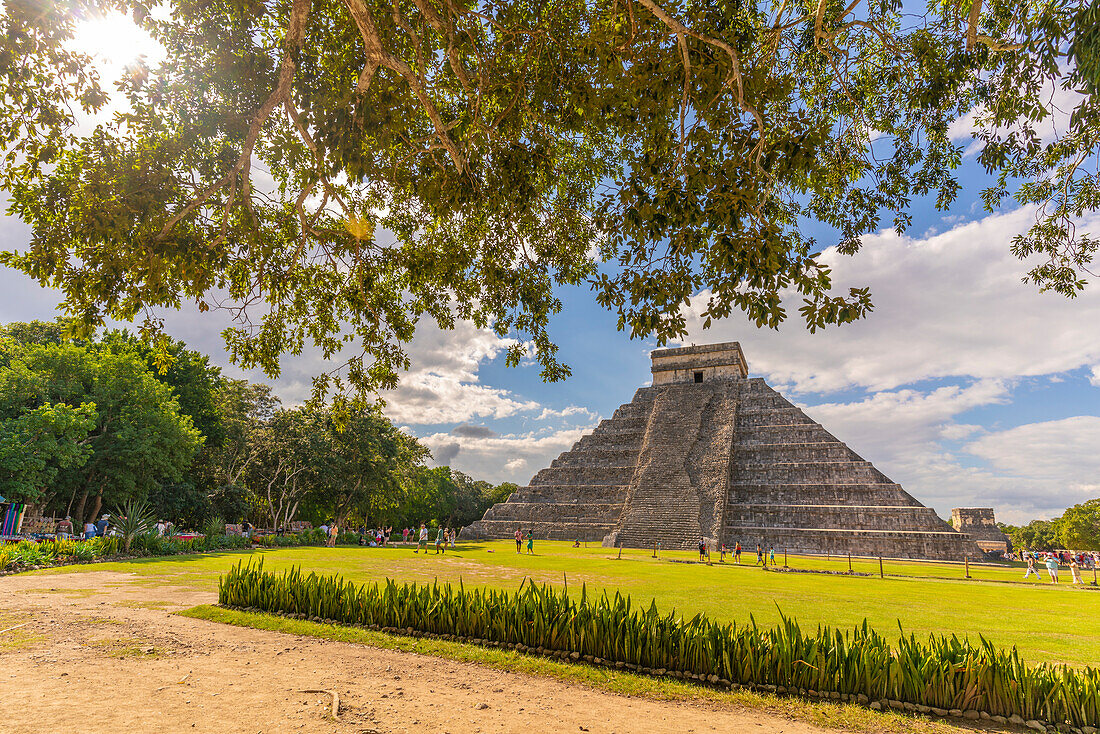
[[514, 528, 534, 554], [409, 523, 456, 553], [697, 539, 775, 566], [316, 522, 342, 547], [1021, 550, 1094, 585], [355, 526, 393, 546]]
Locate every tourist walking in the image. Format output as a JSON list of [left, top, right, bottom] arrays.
[[1045, 554, 1060, 583], [1024, 554, 1041, 580], [1070, 556, 1084, 585], [526, 530, 534, 554], [719, 545, 727, 562], [756, 544, 764, 565], [769, 547, 776, 565], [449, 528, 456, 549], [328, 523, 339, 547], [698, 537, 707, 561], [515, 528, 523, 553], [416, 523, 428, 553], [735, 542, 742, 563], [435, 526, 446, 554]]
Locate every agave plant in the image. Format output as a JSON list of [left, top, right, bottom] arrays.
[[110, 498, 156, 554], [218, 561, 1100, 729]]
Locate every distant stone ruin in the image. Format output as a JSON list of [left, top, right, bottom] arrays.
[[463, 342, 984, 561], [951, 508, 1011, 553]]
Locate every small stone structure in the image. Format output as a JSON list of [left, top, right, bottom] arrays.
[[951, 508, 1010, 553], [464, 342, 984, 560]]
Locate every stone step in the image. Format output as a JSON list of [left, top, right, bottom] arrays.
[[724, 504, 950, 532], [733, 442, 859, 462], [732, 461, 889, 483], [735, 424, 839, 444], [530, 465, 635, 486], [510, 484, 629, 504], [727, 483, 923, 506], [483, 502, 622, 523], [575, 431, 646, 449], [551, 446, 640, 468], [591, 416, 648, 433], [722, 526, 979, 561], [736, 407, 816, 427]]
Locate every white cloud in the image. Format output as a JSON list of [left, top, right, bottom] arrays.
[[793, 379, 1100, 525], [948, 79, 1085, 155], [966, 416, 1100, 482], [418, 425, 594, 485], [536, 405, 599, 421], [380, 319, 540, 425], [683, 207, 1100, 394]]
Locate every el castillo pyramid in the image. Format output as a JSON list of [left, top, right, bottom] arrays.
[[464, 342, 983, 560]]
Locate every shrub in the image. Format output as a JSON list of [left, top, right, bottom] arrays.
[[110, 499, 156, 554], [71, 542, 95, 562], [219, 561, 1100, 729]]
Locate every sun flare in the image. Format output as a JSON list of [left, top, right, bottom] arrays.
[[68, 11, 165, 77]]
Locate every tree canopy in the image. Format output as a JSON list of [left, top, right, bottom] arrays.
[[0, 338, 203, 520], [2, 0, 1096, 394]]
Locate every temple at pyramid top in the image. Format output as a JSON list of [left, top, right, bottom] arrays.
[[651, 342, 748, 384], [464, 341, 984, 561]]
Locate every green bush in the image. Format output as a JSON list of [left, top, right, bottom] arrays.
[[219, 561, 1100, 729]]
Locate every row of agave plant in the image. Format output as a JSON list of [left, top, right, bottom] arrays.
[[220, 561, 1100, 729]]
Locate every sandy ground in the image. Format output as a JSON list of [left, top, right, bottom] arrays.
[[0, 570, 837, 734]]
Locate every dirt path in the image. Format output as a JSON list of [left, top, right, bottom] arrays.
[[0, 571, 835, 734]]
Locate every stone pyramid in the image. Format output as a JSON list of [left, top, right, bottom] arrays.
[[463, 342, 982, 560]]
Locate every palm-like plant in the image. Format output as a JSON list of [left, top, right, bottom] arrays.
[[110, 498, 155, 554]]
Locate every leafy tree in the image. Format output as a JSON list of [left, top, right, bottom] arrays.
[[101, 331, 229, 526], [1059, 499, 1100, 551], [100, 331, 225, 444], [1010, 519, 1061, 552], [3, 0, 1097, 394], [301, 405, 429, 526], [401, 466, 460, 528], [0, 319, 78, 347], [208, 380, 280, 493], [249, 407, 312, 529], [146, 480, 212, 528], [0, 402, 97, 504], [0, 341, 202, 522]]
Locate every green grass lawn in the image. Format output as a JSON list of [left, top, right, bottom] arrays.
[[32, 540, 1100, 668]]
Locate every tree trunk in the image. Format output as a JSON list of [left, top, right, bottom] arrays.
[[72, 490, 89, 529], [86, 492, 103, 525]]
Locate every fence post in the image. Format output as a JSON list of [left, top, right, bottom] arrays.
[[965, 555, 971, 579], [617, 546, 623, 560], [784, 549, 788, 568], [848, 551, 852, 573], [653, 542, 657, 558], [879, 556, 884, 579]]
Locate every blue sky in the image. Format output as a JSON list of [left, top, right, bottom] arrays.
[[2, 13, 1099, 525]]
